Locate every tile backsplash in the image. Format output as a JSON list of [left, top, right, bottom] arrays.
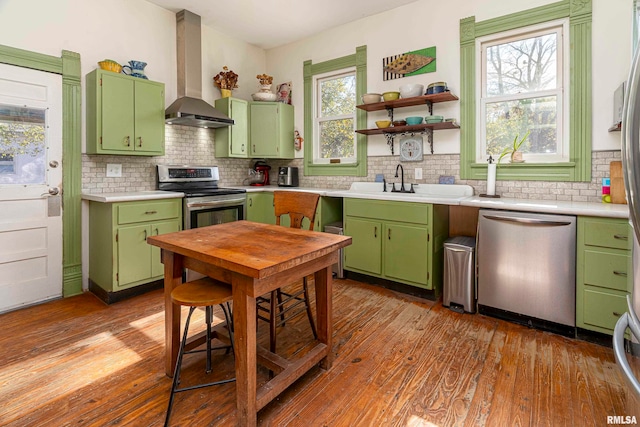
[[82, 124, 620, 204]]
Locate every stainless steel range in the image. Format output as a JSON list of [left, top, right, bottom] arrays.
[[157, 165, 246, 230]]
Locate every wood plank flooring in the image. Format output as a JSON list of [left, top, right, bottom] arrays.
[[0, 278, 638, 426]]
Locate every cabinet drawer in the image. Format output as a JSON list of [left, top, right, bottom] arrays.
[[582, 288, 627, 332], [345, 198, 429, 224], [582, 218, 630, 250], [583, 249, 630, 291], [117, 200, 181, 224]]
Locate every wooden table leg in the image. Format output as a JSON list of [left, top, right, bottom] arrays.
[[314, 265, 333, 370], [232, 274, 257, 426], [163, 250, 183, 377]]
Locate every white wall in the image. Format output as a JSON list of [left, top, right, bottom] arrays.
[[266, 0, 633, 156], [0, 0, 267, 151]]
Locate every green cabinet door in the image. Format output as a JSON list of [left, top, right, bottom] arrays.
[[150, 220, 181, 278], [384, 223, 429, 288], [134, 79, 165, 154], [102, 73, 135, 152], [118, 224, 152, 288], [344, 217, 382, 275], [215, 97, 249, 157], [247, 193, 276, 224], [249, 102, 294, 159]]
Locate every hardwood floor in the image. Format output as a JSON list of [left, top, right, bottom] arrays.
[[0, 278, 638, 426]]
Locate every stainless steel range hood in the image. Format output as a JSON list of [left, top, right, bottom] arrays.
[[165, 10, 233, 128]]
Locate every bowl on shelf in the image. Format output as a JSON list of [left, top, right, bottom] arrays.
[[425, 115, 444, 124], [399, 84, 424, 99], [382, 91, 400, 102], [376, 120, 392, 129], [392, 120, 407, 127], [98, 59, 122, 73], [362, 93, 382, 104], [252, 92, 277, 101], [426, 82, 448, 95], [405, 116, 423, 125]]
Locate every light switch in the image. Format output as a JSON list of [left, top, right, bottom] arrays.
[[106, 163, 122, 177], [415, 168, 423, 180]]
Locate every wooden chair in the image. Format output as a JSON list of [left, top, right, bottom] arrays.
[[165, 277, 235, 426], [256, 191, 320, 353]]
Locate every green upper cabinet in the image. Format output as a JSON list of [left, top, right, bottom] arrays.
[[249, 102, 294, 159], [86, 69, 165, 156], [215, 97, 249, 158]]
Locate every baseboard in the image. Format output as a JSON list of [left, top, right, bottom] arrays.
[[88, 278, 164, 304], [344, 271, 437, 301]]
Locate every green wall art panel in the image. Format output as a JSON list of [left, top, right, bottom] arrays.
[[382, 46, 436, 81]]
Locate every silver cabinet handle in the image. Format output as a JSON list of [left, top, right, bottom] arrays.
[[482, 214, 572, 227], [614, 234, 629, 240], [125, 136, 130, 147], [145, 210, 157, 215], [143, 229, 147, 241], [249, 198, 253, 207], [613, 270, 628, 277], [374, 226, 377, 238], [613, 311, 623, 317], [388, 228, 391, 240], [138, 137, 143, 147]]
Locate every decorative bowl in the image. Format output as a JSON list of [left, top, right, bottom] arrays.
[[405, 116, 423, 125], [252, 92, 277, 102], [425, 115, 444, 123], [426, 82, 448, 95], [98, 60, 122, 73], [392, 120, 407, 127], [376, 120, 392, 129], [399, 84, 424, 99], [382, 91, 400, 102], [362, 93, 382, 104]]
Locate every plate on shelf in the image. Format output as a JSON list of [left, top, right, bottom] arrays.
[[399, 135, 423, 162]]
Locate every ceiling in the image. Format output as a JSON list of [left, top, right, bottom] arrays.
[[144, 0, 421, 50]]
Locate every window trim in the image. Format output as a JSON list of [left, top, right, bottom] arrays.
[[476, 19, 569, 164], [313, 68, 357, 164], [459, 0, 591, 182], [304, 45, 367, 176]]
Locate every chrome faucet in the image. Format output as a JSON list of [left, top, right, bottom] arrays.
[[393, 164, 405, 192]]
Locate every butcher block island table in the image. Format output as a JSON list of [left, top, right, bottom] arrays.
[[146, 220, 351, 425]]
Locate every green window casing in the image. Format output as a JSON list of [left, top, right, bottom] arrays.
[[304, 45, 367, 176], [459, 0, 592, 182]]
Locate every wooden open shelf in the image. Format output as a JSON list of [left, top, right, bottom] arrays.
[[356, 92, 459, 112], [356, 121, 459, 136]]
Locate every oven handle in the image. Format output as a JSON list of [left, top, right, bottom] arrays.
[[186, 199, 246, 209]]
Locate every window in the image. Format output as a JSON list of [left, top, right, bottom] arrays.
[[313, 69, 356, 164], [477, 20, 569, 163], [459, 0, 592, 182], [0, 104, 46, 183], [304, 45, 367, 176]]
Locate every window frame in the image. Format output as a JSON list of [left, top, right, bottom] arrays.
[[312, 67, 357, 164], [459, 0, 592, 182], [476, 19, 569, 164], [304, 45, 367, 176]]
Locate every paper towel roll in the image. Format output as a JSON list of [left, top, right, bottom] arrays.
[[487, 163, 497, 196]]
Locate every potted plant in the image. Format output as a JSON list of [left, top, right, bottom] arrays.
[[213, 66, 239, 98], [498, 130, 530, 164]]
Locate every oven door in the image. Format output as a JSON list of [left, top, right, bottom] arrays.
[[184, 194, 246, 230]]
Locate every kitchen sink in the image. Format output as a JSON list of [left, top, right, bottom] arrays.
[[327, 182, 474, 204]]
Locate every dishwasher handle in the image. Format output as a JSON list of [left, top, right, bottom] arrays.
[[481, 214, 573, 227]]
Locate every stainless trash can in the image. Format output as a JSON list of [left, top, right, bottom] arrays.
[[443, 236, 476, 313], [324, 221, 345, 279]]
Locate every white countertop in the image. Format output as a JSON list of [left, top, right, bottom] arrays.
[[234, 185, 335, 196], [461, 196, 630, 219], [81, 190, 184, 203]]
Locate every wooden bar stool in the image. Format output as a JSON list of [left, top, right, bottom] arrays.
[[256, 191, 320, 353], [165, 277, 235, 426]]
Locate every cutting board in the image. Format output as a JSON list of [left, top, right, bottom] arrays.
[[610, 161, 627, 204]]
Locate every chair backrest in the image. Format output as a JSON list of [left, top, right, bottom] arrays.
[[273, 191, 320, 230]]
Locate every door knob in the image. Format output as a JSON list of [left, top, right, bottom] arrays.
[[49, 160, 59, 168], [48, 187, 59, 196]]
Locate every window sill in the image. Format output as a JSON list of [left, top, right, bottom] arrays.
[[468, 161, 579, 181]]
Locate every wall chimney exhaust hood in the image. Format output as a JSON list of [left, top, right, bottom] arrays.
[[165, 10, 233, 128]]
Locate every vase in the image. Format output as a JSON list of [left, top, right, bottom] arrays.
[[220, 89, 232, 98], [511, 151, 524, 163]]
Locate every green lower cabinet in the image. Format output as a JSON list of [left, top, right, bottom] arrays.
[[384, 223, 429, 285], [89, 198, 182, 296], [576, 216, 631, 335], [344, 198, 448, 293], [246, 193, 276, 224]]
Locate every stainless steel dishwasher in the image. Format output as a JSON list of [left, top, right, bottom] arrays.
[[477, 209, 576, 334]]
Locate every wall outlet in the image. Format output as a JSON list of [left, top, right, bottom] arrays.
[[106, 163, 122, 178], [414, 167, 423, 180]]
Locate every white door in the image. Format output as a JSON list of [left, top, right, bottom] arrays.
[[0, 63, 63, 313]]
